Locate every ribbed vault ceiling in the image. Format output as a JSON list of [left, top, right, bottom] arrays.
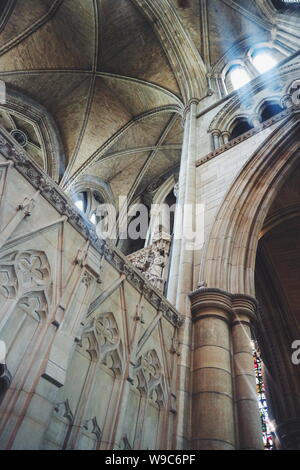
[[0, 0, 295, 205]]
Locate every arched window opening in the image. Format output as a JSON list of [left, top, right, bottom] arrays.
[[271, 0, 300, 10], [252, 50, 278, 74], [74, 190, 105, 226], [165, 191, 176, 238], [74, 191, 88, 213], [228, 66, 251, 90], [229, 118, 254, 141], [260, 101, 284, 122]]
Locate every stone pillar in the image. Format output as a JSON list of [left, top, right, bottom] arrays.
[[167, 106, 190, 305], [281, 94, 293, 109], [176, 100, 198, 313], [250, 114, 261, 128], [190, 289, 235, 450], [190, 288, 264, 450], [166, 100, 198, 449], [244, 58, 258, 79], [232, 297, 264, 450], [167, 100, 198, 308], [211, 129, 220, 150], [221, 131, 230, 145]]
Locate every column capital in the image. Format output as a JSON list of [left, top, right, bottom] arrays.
[[189, 287, 258, 324], [182, 98, 200, 122], [221, 130, 231, 138], [232, 294, 258, 323], [211, 128, 221, 137]]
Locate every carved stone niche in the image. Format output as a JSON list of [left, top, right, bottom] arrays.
[[82, 312, 124, 376]]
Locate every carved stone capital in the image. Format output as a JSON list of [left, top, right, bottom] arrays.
[[189, 287, 232, 323], [231, 294, 258, 324], [189, 287, 258, 324]]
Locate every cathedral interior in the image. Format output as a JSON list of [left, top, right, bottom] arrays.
[[0, 0, 300, 451]]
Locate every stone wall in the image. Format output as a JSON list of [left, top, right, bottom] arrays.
[[0, 127, 183, 450]]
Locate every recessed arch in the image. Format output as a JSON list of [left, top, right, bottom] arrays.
[[1, 86, 65, 182], [229, 116, 254, 140], [259, 99, 284, 122]]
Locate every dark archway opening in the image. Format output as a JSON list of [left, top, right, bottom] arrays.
[[260, 102, 284, 122], [230, 119, 254, 140]]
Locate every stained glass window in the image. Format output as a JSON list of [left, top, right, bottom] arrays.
[[252, 343, 275, 450]]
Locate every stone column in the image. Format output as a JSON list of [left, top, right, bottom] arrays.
[[250, 114, 261, 128], [166, 100, 198, 449], [167, 100, 198, 308], [232, 297, 264, 450], [190, 289, 235, 450], [176, 100, 198, 314], [167, 105, 190, 305], [244, 58, 258, 79], [211, 129, 220, 150], [221, 131, 230, 145], [190, 288, 264, 450]]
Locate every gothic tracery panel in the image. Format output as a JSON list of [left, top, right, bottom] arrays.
[[134, 349, 166, 405], [82, 312, 124, 375], [0, 250, 51, 299]]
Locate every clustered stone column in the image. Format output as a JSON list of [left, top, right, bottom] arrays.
[[166, 99, 198, 448], [167, 99, 198, 313], [189, 288, 264, 450]]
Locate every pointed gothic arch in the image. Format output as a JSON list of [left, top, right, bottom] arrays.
[[1, 87, 65, 182], [201, 110, 300, 296]]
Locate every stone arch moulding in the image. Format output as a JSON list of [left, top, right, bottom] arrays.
[[200, 110, 300, 297], [131, 0, 207, 102], [152, 174, 176, 205], [1, 86, 66, 182]]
